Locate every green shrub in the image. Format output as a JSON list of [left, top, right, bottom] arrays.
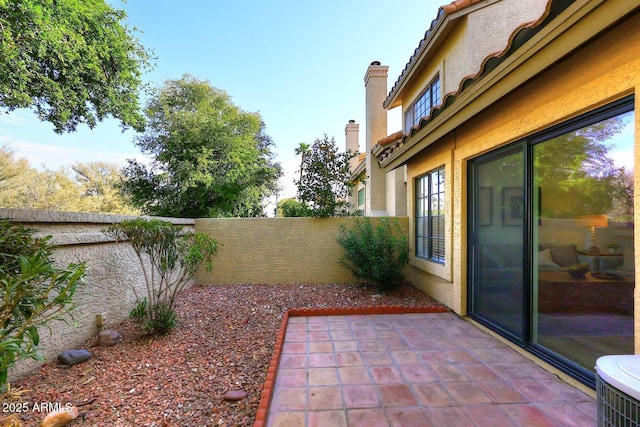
[[0, 219, 85, 391], [337, 217, 409, 292], [105, 218, 218, 335]]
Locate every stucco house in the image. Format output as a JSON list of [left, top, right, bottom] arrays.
[[351, 0, 639, 389]]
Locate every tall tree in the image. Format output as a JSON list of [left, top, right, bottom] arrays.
[[0, 146, 138, 214], [121, 74, 282, 218], [295, 135, 356, 217], [0, 0, 152, 133]]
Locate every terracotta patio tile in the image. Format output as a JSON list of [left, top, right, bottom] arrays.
[[328, 321, 349, 330], [378, 384, 419, 406], [444, 381, 492, 404], [477, 380, 528, 403], [339, 366, 371, 384], [429, 336, 463, 350], [445, 349, 480, 364], [336, 351, 364, 366], [391, 350, 422, 365], [499, 403, 560, 427], [330, 330, 355, 340], [461, 404, 515, 427], [279, 354, 306, 369], [413, 383, 456, 406], [372, 320, 394, 330], [266, 411, 305, 427], [308, 322, 328, 331], [284, 331, 307, 342], [490, 362, 536, 380], [347, 409, 389, 427], [425, 406, 474, 426], [418, 350, 451, 364], [308, 331, 330, 341], [308, 341, 332, 353], [286, 322, 306, 331], [461, 363, 500, 381], [333, 340, 358, 352], [376, 329, 401, 339], [430, 363, 470, 382], [276, 368, 306, 387], [307, 352, 335, 368], [308, 410, 347, 427], [361, 351, 393, 366], [510, 379, 561, 402], [574, 401, 598, 421], [307, 316, 328, 324], [383, 338, 411, 350], [386, 408, 432, 427], [359, 339, 386, 352], [343, 384, 380, 408], [540, 379, 594, 401], [282, 342, 306, 354], [270, 387, 306, 411], [308, 367, 339, 386], [469, 347, 511, 363], [370, 365, 404, 384], [399, 364, 436, 383], [404, 337, 435, 350], [353, 329, 378, 339], [308, 386, 343, 410], [349, 320, 372, 330], [538, 402, 598, 427]]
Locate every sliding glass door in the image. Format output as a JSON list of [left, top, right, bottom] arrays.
[[468, 144, 526, 341], [468, 97, 634, 385]]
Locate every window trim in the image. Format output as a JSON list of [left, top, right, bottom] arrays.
[[405, 74, 441, 131], [415, 166, 445, 264]]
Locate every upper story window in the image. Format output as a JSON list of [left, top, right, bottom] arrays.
[[405, 75, 441, 131], [416, 167, 445, 263]]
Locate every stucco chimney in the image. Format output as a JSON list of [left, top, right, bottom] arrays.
[[364, 61, 388, 149], [345, 119, 360, 172], [364, 61, 389, 215]]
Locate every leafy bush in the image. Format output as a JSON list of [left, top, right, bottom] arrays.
[[337, 217, 410, 292], [0, 219, 85, 391], [105, 218, 218, 335]]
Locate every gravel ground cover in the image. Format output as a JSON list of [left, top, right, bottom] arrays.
[[3, 282, 444, 427]]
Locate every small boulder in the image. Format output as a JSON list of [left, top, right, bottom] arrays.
[[97, 329, 122, 347], [223, 390, 248, 401], [41, 406, 78, 427], [57, 349, 92, 366]]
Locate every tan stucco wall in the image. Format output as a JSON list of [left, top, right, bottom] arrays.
[[401, 0, 547, 123], [402, 10, 640, 324], [0, 209, 194, 379], [195, 217, 409, 285]]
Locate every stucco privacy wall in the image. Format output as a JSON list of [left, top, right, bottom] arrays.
[[195, 217, 409, 285], [0, 209, 194, 379]]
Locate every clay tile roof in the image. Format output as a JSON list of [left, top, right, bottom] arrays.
[[384, 0, 484, 109], [377, 130, 404, 147], [376, 0, 561, 165], [441, 0, 484, 14]]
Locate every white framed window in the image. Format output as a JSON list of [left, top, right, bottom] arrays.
[[415, 166, 445, 263], [405, 74, 441, 131]]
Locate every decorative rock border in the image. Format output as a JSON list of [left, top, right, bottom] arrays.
[[252, 304, 449, 427]]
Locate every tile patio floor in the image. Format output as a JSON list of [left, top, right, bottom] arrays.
[[266, 312, 596, 427]]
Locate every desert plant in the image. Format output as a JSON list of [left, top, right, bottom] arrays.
[[105, 218, 218, 335], [337, 217, 410, 292], [0, 220, 85, 392]]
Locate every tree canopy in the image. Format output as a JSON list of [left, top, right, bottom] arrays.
[[0, 146, 139, 214], [121, 75, 282, 218], [0, 0, 152, 133], [295, 135, 355, 217]]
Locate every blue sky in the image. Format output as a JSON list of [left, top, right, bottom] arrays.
[[0, 0, 443, 204]]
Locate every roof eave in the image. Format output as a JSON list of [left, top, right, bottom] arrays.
[[381, 0, 629, 170]]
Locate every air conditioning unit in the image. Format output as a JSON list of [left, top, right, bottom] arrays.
[[596, 356, 640, 426]]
